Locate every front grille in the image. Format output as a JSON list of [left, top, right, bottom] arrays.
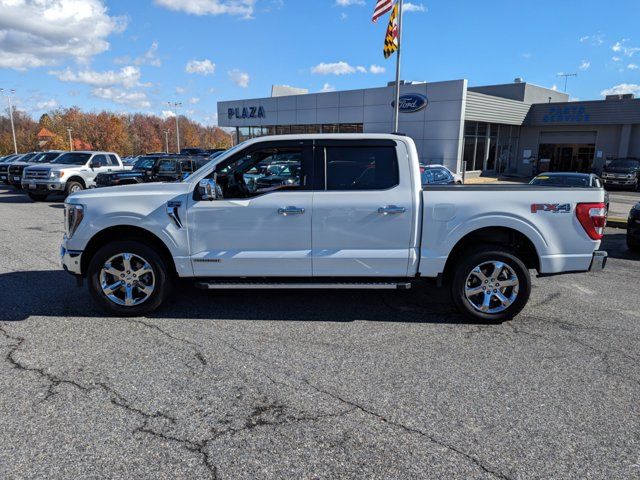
[[24, 168, 50, 180], [9, 165, 24, 175]]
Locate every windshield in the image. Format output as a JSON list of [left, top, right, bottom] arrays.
[[51, 152, 92, 165], [133, 157, 158, 169], [19, 153, 37, 162], [34, 152, 62, 163], [531, 175, 589, 187], [606, 159, 640, 169]]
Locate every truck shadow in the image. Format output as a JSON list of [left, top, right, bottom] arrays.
[[600, 231, 640, 261], [0, 270, 479, 324]]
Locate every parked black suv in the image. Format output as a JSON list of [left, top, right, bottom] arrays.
[[601, 158, 640, 191], [7, 151, 65, 188], [95, 155, 207, 187]]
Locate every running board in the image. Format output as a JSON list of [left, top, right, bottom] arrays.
[[194, 281, 411, 290]]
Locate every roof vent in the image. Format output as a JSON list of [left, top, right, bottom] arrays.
[[605, 93, 635, 100], [514, 77, 524, 83]]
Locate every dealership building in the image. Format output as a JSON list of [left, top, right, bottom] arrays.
[[217, 79, 640, 176]]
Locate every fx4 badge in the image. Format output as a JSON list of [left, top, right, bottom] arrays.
[[531, 203, 571, 214]]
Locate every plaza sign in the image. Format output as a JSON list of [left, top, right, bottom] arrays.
[[228, 106, 266, 120], [392, 94, 429, 113]]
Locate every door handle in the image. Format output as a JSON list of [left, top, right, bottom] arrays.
[[278, 206, 305, 216], [378, 205, 406, 215]]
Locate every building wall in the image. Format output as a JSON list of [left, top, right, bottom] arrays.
[[465, 91, 532, 125], [217, 79, 468, 173], [469, 83, 568, 104]]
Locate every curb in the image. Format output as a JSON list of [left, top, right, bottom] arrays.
[[607, 217, 628, 229]]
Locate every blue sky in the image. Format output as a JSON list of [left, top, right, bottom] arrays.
[[0, 0, 639, 126]]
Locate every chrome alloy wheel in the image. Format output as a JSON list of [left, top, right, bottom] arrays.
[[99, 253, 155, 306], [69, 184, 82, 193], [464, 261, 519, 314]]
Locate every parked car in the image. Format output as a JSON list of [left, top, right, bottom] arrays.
[[22, 151, 127, 201], [600, 158, 640, 191], [0, 153, 38, 185], [7, 150, 66, 189], [530, 172, 609, 212], [0, 154, 24, 183], [627, 202, 640, 251], [420, 164, 462, 185], [61, 134, 607, 322], [121, 156, 139, 166], [95, 155, 207, 187]]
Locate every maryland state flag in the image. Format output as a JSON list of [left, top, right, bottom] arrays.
[[383, 3, 399, 59]]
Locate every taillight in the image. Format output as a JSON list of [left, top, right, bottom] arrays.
[[576, 202, 607, 240]]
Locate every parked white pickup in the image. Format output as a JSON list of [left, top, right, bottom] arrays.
[[60, 134, 607, 321]]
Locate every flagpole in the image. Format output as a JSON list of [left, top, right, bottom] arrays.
[[392, 0, 403, 133]]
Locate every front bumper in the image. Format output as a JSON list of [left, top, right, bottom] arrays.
[[21, 179, 65, 192], [60, 245, 83, 275], [602, 177, 636, 187], [589, 251, 607, 271]]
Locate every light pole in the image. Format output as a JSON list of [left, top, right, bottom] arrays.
[[167, 102, 182, 153], [0, 88, 19, 154], [67, 128, 73, 151], [164, 129, 170, 154]]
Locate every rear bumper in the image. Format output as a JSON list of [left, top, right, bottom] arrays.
[[588, 251, 607, 271]]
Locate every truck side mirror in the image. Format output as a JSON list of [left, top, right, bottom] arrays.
[[89, 159, 100, 169], [198, 178, 222, 201]]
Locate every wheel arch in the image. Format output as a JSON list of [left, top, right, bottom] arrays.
[[66, 176, 86, 189], [81, 225, 177, 278], [441, 226, 540, 283]]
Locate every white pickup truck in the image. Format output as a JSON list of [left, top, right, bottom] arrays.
[[60, 134, 607, 322]]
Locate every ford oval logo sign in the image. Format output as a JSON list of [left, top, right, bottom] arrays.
[[392, 93, 428, 113]]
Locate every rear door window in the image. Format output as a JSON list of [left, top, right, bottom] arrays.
[[324, 146, 399, 191]]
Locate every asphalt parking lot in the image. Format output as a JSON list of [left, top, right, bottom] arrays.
[[0, 185, 638, 480]]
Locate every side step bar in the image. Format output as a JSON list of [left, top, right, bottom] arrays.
[[195, 281, 412, 290]]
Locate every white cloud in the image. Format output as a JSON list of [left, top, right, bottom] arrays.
[[612, 39, 640, 57], [628, 64, 639, 70], [320, 83, 336, 92], [312, 61, 357, 75], [356, 66, 367, 73], [579, 33, 604, 46], [612, 56, 622, 62], [340, 12, 348, 20], [229, 69, 250, 87], [579, 60, 590, 71], [51, 66, 142, 89], [189, 97, 201, 104], [335, 0, 364, 5], [161, 110, 176, 119], [522, 52, 532, 59], [0, 0, 127, 71], [154, 0, 255, 18], [186, 59, 216, 75], [92, 88, 151, 108], [369, 64, 385, 74], [600, 83, 640, 97], [176, 86, 186, 94], [36, 99, 58, 110], [404, 2, 427, 12], [114, 42, 161, 67]]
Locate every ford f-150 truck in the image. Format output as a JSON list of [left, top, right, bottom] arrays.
[[60, 135, 608, 322], [23, 151, 127, 201]]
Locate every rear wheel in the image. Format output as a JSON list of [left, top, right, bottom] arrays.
[[451, 246, 531, 322], [27, 191, 49, 202], [66, 180, 84, 196], [88, 240, 172, 316]]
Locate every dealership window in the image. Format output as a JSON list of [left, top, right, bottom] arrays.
[[462, 121, 520, 173]]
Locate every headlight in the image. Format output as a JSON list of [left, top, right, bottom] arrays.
[[64, 204, 85, 238], [627, 174, 634, 179], [50, 171, 64, 179]]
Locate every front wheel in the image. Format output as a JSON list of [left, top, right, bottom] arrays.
[[451, 246, 531, 322], [66, 180, 84, 196], [87, 240, 172, 316]]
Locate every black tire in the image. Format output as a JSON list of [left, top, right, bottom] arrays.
[[27, 191, 49, 202], [628, 235, 640, 252], [87, 240, 172, 316], [65, 180, 84, 196], [451, 245, 531, 323]]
